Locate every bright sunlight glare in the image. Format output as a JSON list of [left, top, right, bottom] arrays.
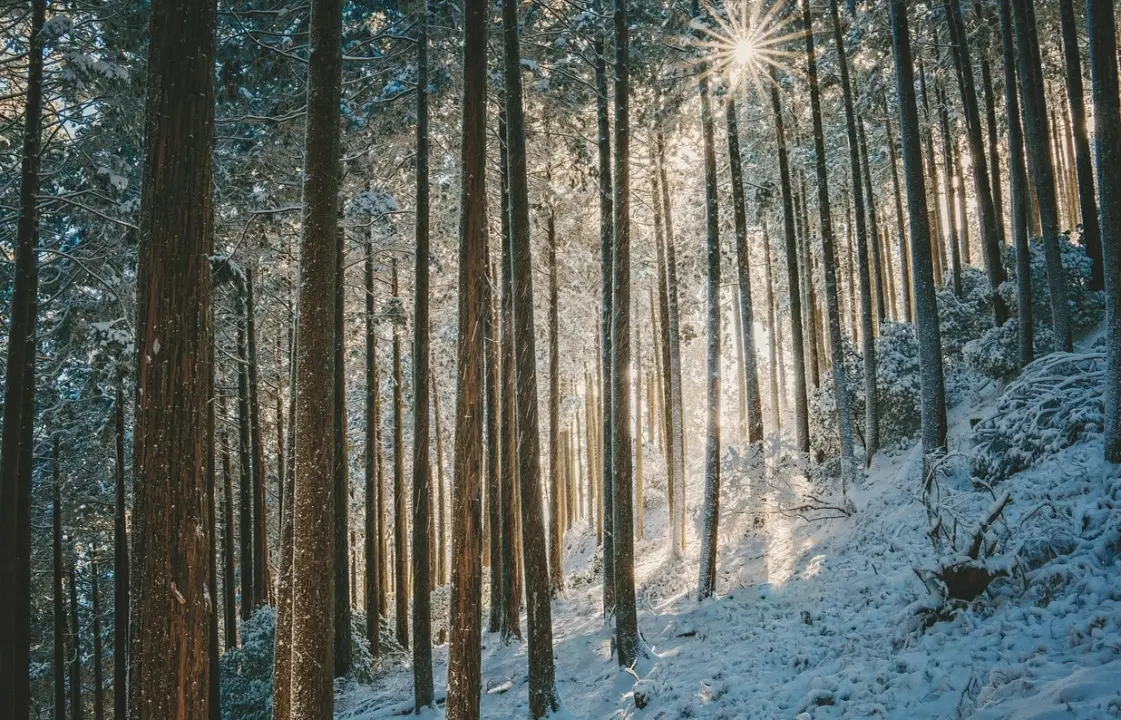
[[689, 0, 802, 99]]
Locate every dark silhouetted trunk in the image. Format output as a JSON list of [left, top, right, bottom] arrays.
[[333, 222, 351, 679], [54, 470, 66, 720], [68, 564, 82, 720], [90, 554, 104, 720], [548, 210, 563, 593], [113, 385, 127, 720], [364, 236, 381, 658], [391, 260, 409, 649]]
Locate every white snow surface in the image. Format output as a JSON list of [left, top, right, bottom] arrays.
[[338, 368, 1121, 719]]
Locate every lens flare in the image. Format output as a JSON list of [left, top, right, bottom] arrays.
[[689, 0, 803, 98]]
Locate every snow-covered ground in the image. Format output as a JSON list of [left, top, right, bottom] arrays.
[[338, 361, 1121, 719]]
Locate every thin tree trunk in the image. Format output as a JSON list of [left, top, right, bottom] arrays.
[[726, 94, 765, 444], [697, 0, 723, 600], [497, 107, 522, 643], [435, 382, 447, 588], [112, 384, 127, 720], [945, 0, 1008, 325], [333, 224, 352, 679], [503, 0, 561, 709], [1059, 0, 1104, 290], [772, 87, 810, 451], [548, 209, 564, 594], [1011, 0, 1073, 351], [289, 0, 342, 713], [610, 0, 638, 653], [804, 0, 858, 494], [236, 312, 254, 619], [128, 0, 217, 714], [593, 0, 615, 615], [936, 75, 963, 296], [1085, 0, 1121, 460], [974, 0, 1005, 247], [54, 471, 66, 720], [658, 133, 686, 556], [636, 310, 645, 540], [445, 0, 487, 712], [410, 4, 433, 702], [363, 236, 381, 658], [90, 553, 104, 720], [391, 260, 409, 649], [890, 0, 948, 466], [485, 257, 502, 635], [68, 564, 83, 720], [918, 56, 946, 287], [884, 102, 913, 323], [0, 4, 44, 715], [219, 399, 237, 652], [762, 220, 780, 434], [272, 328, 297, 719], [246, 270, 270, 606]]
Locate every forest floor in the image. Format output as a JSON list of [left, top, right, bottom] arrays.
[[338, 350, 1121, 718]]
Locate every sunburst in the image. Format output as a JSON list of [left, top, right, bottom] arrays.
[[689, 0, 803, 100]]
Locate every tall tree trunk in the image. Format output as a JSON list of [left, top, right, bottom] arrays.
[[1011, 0, 1073, 351], [611, 0, 639, 667], [498, 108, 521, 642], [548, 210, 563, 594], [333, 228, 352, 678], [129, 0, 217, 715], [935, 76, 964, 297], [207, 385, 220, 720], [219, 398, 237, 651], [944, 0, 1008, 325], [890, 0, 948, 466], [245, 271, 270, 605], [502, 0, 561, 710], [762, 220, 780, 433], [410, 4, 433, 703], [1086, 0, 1121, 460], [1059, 0, 1104, 290], [803, 0, 858, 494], [272, 348, 296, 718], [289, 0, 342, 713], [884, 101, 913, 323], [973, 0, 1005, 247], [391, 260, 409, 649], [593, 0, 615, 615], [90, 553, 104, 720], [445, 0, 487, 713], [725, 95, 765, 444], [236, 311, 255, 619], [918, 57, 946, 287], [0, 4, 43, 715], [485, 257, 502, 635], [857, 115, 886, 324], [363, 237, 381, 658], [658, 134, 686, 554], [112, 385, 127, 720], [697, 0, 723, 600], [771, 88, 810, 451], [275, 338, 286, 546], [54, 471, 66, 720], [434, 380, 447, 588], [68, 564, 83, 720]]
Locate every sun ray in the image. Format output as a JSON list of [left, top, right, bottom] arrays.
[[686, 0, 803, 98]]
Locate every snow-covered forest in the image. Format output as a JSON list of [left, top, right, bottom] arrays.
[[2, 0, 1121, 717]]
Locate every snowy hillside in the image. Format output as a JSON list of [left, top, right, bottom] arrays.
[[337, 350, 1121, 719]]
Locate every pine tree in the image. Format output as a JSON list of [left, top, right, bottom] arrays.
[[112, 385, 127, 720]]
